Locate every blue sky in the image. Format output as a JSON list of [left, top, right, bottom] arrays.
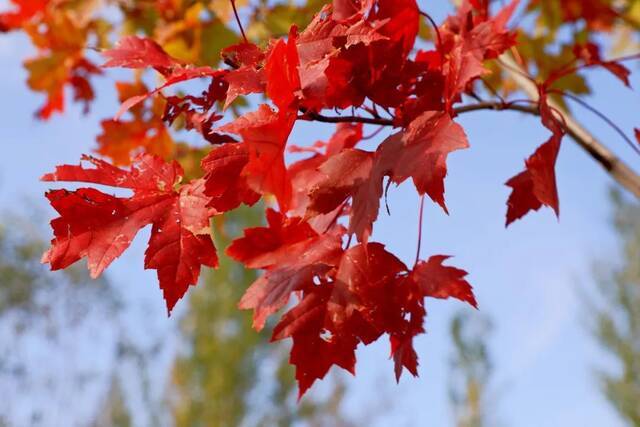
[[1, 1, 639, 426]]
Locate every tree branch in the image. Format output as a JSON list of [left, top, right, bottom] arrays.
[[298, 102, 540, 127]]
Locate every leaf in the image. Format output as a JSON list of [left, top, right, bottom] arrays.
[[230, 209, 343, 330], [227, 209, 318, 269], [391, 111, 469, 213], [218, 105, 295, 211], [103, 36, 180, 75], [411, 255, 477, 307], [115, 67, 223, 120], [97, 119, 174, 165], [223, 66, 265, 109], [272, 286, 359, 398], [222, 42, 266, 109], [306, 147, 385, 242], [201, 143, 260, 212], [308, 149, 374, 217], [505, 92, 563, 225], [42, 154, 217, 313], [265, 26, 301, 112], [573, 42, 631, 87], [0, 0, 48, 32], [440, 0, 518, 109], [271, 242, 408, 396]]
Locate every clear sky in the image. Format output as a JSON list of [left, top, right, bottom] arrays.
[[1, 1, 639, 426]]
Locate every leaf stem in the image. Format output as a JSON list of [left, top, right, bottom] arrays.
[[556, 90, 640, 157], [230, 0, 248, 43], [414, 195, 425, 267]]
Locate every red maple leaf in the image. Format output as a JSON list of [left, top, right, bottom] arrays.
[[271, 242, 408, 396], [222, 42, 266, 109], [103, 36, 181, 76], [389, 111, 469, 212], [505, 91, 563, 225], [201, 143, 261, 212], [411, 255, 477, 307], [218, 105, 295, 211], [572, 42, 631, 87], [42, 154, 217, 313], [265, 26, 301, 112]]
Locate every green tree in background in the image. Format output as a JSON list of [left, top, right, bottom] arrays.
[[92, 376, 133, 427], [449, 310, 494, 427], [171, 206, 354, 427], [592, 191, 640, 426], [0, 213, 121, 426]]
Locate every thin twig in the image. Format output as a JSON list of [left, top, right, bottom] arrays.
[[556, 90, 640, 157], [230, 0, 248, 43], [414, 196, 425, 267]]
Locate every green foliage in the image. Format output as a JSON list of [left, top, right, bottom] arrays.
[[92, 376, 133, 427], [592, 191, 640, 426], [449, 311, 494, 427]]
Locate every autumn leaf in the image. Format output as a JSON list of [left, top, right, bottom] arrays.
[[506, 92, 563, 225], [265, 26, 301, 112], [201, 143, 260, 212], [391, 111, 469, 213], [218, 105, 295, 211], [411, 255, 477, 307], [103, 36, 181, 76], [42, 154, 217, 313]]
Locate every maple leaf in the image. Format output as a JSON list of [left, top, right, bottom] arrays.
[[229, 209, 343, 330], [114, 67, 224, 120], [308, 148, 374, 216], [222, 42, 266, 109], [103, 36, 181, 76], [265, 26, 301, 112], [306, 147, 387, 242], [572, 42, 631, 87], [42, 154, 217, 313], [295, 4, 389, 110], [227, 209, 318, 269], [331, 242, 408, 328], [271, 242, 408, 397], [96, 119, 174, 166], [505, 92, 563, 225], [272, 286, 359, 398], [0, 0, 48, 32], [390, 314, 424, 380], [200, 143, 260, 212], [440, 0, 518, 110], [221, 42, 264, 68], [332, 0, 374, 21], [372, 0, 419, 58], [552, 0, 617, 30], [411, 256, 477, 307], [635, 128, 640, 146], [390, 111, 469, 213], [223, 66, 265, 109], [218, 105, 295, 211]]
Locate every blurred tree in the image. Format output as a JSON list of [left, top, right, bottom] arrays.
[[171, 206, 354, 427], [0, 213, 121, 426], [449, 310, 494, 427], [92, 375, 133, 427], [592, 191, 640, 426]]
